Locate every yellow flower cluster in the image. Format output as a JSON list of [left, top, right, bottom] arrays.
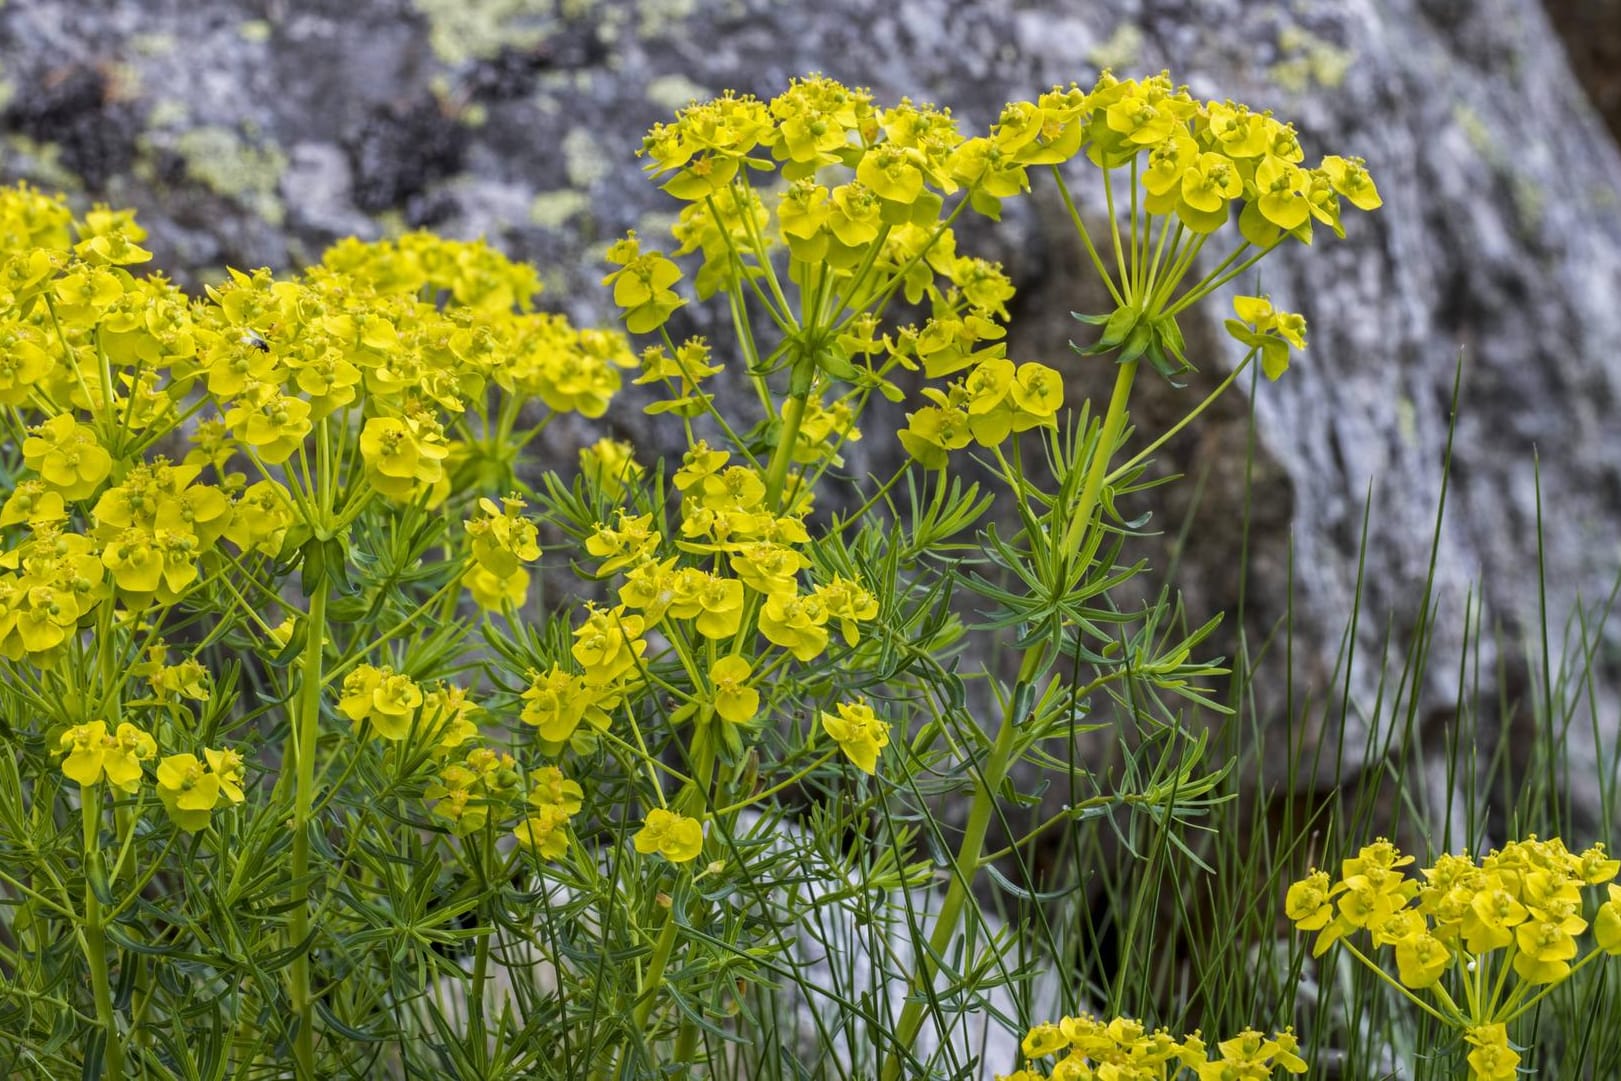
[[58, 720, 157, 792], [619, 76, 1040, 447], [155, 748, 246, 833], [1004, 1014, 1306, 1080], [1288, 836, 1621, 1077], [58, 718, 245, 833], [0, 183, 632, 673], [463, 495, 542, 610], [612, 444, 876, 696], [339, 666, 480, 748], [513, 765, 584, 859], [1224, 296, 1308, 381], [424, 745, 521, 836]]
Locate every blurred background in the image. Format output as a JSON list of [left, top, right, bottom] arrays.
[[3, 0, 1620, 833]]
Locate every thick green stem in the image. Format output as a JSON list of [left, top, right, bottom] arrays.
[[1059, 360, 1139, 562], [882, 717, 1020, 1081], [763, 382, 810, 510], [82, 788, 123, 1080], [287, 579, 328, 1078]]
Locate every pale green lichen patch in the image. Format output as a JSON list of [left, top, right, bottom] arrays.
[[167, 126, 289, 226], [1510, 175, 1545, 232], [1088, 23, 1143, 72], [413, 0, 558, 66], [237, 20, 272, 43], [562, 128, 610, 188], [646, 74, 708, 114], [1269, 25, 1352, 93], [529, 189, 590, 228], [129, 33, 175, 57], [1454, 104, 1495, 161], [2, 136, 81, 190], [636, 0, 695, 40]]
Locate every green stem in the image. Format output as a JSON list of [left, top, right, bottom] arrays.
[[1043, 166, 1121, 307], [1058, 360, 1139, 562], [1501, 949, 1601, 1023], [82, 787, 123, 1080], [287, 577, 329, 1078], [881, 715, 1021, 1081], [467, 831, 493, 1064], [1340, 940, 1457, 1024], [1102, 169, 1130, 302], [762, 381, 810, 511], [1105, 351, 1255, 484]]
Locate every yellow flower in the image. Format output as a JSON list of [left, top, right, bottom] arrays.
[[634, 808, 703, 863], [526, 766, 584, 816], [338, 664, 423, 740], [1392, 931, 1450, 989], [1464, 1025, 1519, 1081], [519, 666, 589, 744], [1178, 152, 1241, 233], [683, 573, 745, 640], [1284, 870, 1335, 931], [1254, 157, 1311, 230], [155, 753, 221, 832], [204, 747, 247, 804], [1576, 843, 1620, 885], [618, 557, 678, 624], [0, 324, 54, 406], [514, 804, 572, 859], [758, 592, 830, 662], [22, 415, 113, 501], [602, 232, 686, 334], [708, 655, 760, 724], [571, 605, 647, 683], [1021, 1022, 1067, 1058], [1462, 887, 1527, 953], [813, 576, 879, 646], [825, 182, 882, 250], [225, 389, 312, 465], [1009, 362, 1065, 428], [579, 438, 643, 499], [464, 563, 529, 609], [1320, 155, 1382, 211], [1595, 884, 1621, 953], [465, 496, 540, 580], [585, 512, 661, 576], [1227, 295, 1307, 380], [855, 144, 926, 204], [0, 480, 66, 528], [820, 700, 890, 774], [729, 541, 808, 597], [359, 413, 450, 501]]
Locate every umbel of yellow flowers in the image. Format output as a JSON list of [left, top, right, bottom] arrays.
[[1001, 1013, 1307, 1080], [1287, 836, 1621, 1080]]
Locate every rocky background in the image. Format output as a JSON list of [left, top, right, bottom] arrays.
[[3, 0, 1621, 835]]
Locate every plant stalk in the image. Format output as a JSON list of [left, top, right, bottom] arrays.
[[287, 578, 328, 1078], [881, 715, 1020, 1081], [82, 787, 123, 1081]]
